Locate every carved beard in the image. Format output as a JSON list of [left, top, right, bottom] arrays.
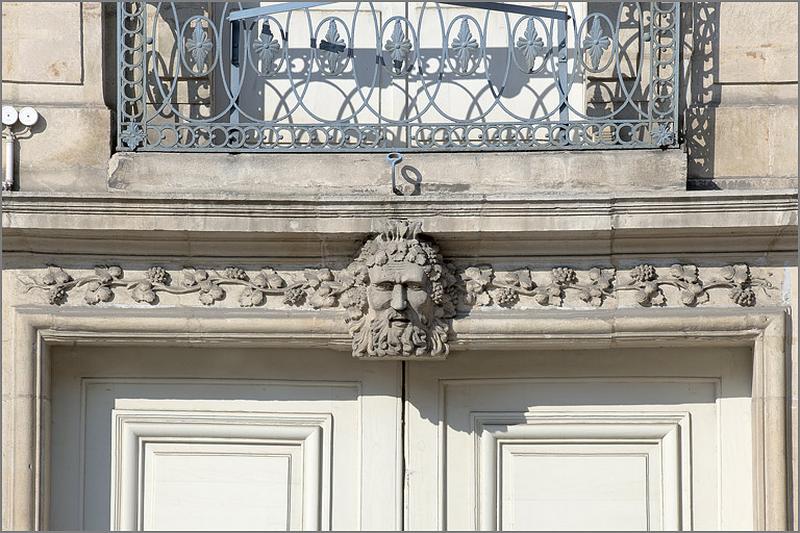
[[369, 308, 428, 357], [352, 307, 449, 358]]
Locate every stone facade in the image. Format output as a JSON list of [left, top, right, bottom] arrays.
[[2, 2, 798, 530]]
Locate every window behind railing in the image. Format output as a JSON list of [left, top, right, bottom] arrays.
[[117, 2, 680, 152]]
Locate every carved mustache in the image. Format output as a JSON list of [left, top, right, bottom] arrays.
[[385, 308, 412, 324], [383, 306, 432, 328]]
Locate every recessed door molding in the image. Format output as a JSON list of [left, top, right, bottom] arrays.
[[4, 304, 790, 530], [473, 411, 692, 531], [110, 406, 331, 531]]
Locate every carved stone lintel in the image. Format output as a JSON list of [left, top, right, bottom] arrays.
[[19, 221, 777, 360]]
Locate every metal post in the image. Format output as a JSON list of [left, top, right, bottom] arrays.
[[556, 17, 569, 142], [230, 19, 241, 124], [2, 131, 14, 191]]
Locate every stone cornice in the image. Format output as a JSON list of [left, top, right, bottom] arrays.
[[2, 191, 797, 257], [9, 218, 784, 360], [3, 190, 797, 220]]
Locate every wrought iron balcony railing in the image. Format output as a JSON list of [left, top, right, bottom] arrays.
[[117, 2, 680, 152]]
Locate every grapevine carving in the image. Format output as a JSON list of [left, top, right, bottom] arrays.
[[17, 220, 778, 361], [21, 263, 773, 310]]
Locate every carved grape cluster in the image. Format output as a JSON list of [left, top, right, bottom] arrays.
[[48, 285, 68, 305], [459, 266, 614, 309], [494, 287, 519, 308], [731, 287, 756, 307], [223, 267, 248, 281], [146, 266, 170, 286], [283, 286, 307, 307], [721, 264, 763, 307], [630, 264, 657, 283], [551, 267, 577, 286], [619, 263, 772, 307]]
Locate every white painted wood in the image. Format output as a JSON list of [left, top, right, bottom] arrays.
[[46, 341, 761, 530], [142, 442, 297, 531], [405, 346, 755, 531], [500, 446, 652, 531], [475, 412, 689, 531], [110, 407, 330, 530], [49, 347, 402, 531]]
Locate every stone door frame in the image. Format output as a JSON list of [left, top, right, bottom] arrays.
[[4, 305, 790, 530]]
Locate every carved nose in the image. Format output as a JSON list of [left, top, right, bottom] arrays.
[[390, 284, 407, 311]]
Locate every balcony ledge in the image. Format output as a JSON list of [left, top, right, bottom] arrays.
[[3, 189, 796, 258], [107, 149, 688, 197]]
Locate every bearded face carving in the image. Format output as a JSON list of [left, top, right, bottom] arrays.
[[343, 220, 455, 359]]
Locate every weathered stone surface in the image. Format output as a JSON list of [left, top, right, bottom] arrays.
[[717, 3, 798, 84], [9, 106, 110, 193], [2, 191, 797, 260], [716, 84, 798, 106], [688, 104, 798, 181], [714, 105, 797, 179], [1, 2, 106, 105], [107, 150, 688, 196], [768, 104, 799, 178], [686, 2, 799, 188], [2, 2, 83, 84]]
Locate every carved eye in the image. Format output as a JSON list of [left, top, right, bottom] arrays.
[[406, 282, 424, 291], [375, 282, 394, 291]]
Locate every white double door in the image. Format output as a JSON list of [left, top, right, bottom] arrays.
[[50, 345, 755, 530]]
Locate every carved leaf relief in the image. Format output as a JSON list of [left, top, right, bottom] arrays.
[[17, 223, 778, 358]]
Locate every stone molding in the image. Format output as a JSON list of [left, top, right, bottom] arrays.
[[4, 191, 796, 258], [104, 151, 688, 196], [18, 218, 778, 360], [3, 305, 790, 530], [2, 191, 798, 258], [20, 262, 776, 311], [4, 191, 796, 228], [11, 214, 783, 361]]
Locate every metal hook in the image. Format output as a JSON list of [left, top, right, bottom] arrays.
[[387, 152, 404, 195]]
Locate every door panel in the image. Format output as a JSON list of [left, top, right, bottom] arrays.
[[140, 441, 297, 531], [405, 347, 754, 531], [50, 344, 756, 531], [49, 347, 402, 531], [111, 403, 331, 531], [499, 444, 656, 531]]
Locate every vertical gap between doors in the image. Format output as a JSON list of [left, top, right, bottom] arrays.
[[401, 360, 407, 531]]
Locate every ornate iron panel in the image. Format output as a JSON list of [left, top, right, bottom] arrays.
[[117, 2, 680, 152]]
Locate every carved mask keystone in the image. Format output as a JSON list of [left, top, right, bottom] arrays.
[[342, 220, 456, 360]]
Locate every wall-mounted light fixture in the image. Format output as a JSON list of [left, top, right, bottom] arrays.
[[2, 105, 40, 191]]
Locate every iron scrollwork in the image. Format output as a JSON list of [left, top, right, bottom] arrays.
[[117, 2, 681, 152]]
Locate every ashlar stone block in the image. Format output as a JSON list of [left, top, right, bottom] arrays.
[[2, 2, 83, 84]]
